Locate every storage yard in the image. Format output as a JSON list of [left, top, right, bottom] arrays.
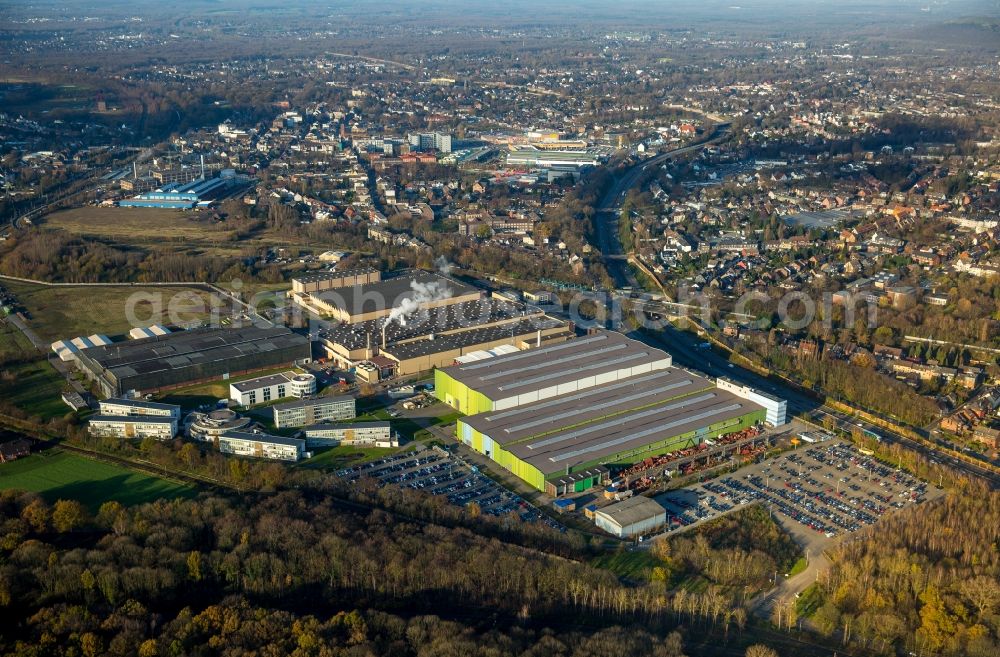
[[654, 441, 941, 543], [336, 445, 562, 530]]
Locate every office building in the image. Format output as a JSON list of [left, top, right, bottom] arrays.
[[218, 431, 306, 461], [99, 398, 180, 419], [229, 371, 317, 406], [408, 132, 452, 153], [302, 421, 395, 447], [88, 415, 178, 440], [272, 395, 356, 429]]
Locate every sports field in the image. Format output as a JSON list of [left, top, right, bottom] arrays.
[[0, 449, 196, 510]]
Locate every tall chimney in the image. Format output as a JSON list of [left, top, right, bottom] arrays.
[[536, 330, 541, 348], [381, 322, 387, 350], [133, 161, 137, 179], [200, 154, 205, 179]]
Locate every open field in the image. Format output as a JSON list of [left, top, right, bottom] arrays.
[[3, 280, 230, 343], [38, 206, 318, 259], [0, 321, 36, 360], [0, 448, 196, 510], [0, 359, 68, 419]]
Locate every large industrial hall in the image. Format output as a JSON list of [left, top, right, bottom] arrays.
[[435, 332, 785, 494]]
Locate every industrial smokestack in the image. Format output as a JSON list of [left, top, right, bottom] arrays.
[[200, 154, 205, 179], [536, 330, 541, 348], [133, 162, 137, 179], [381, 322, 387, 350]]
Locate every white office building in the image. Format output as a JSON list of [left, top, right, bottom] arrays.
[[88, 415, 178, 440], [303, 421, 396, 447], [408, 132, 452, 153], [218, 431, 306, 461], [272, 395, 356, 429], [716, 378, 787, 426], [99, 398, 180, 419], [229, 371, 317, 406]]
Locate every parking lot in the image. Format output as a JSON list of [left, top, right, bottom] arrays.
[[656, 441, 941, 543], [336, 446, 563, 530]]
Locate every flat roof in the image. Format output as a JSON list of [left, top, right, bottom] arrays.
[[219, 431, 305, 447], [439, 332, 670, 400], [507, 391, 762, 474], [304, 421, 391, 433], [309, 270, 478, 317], [319, 297, 540, 351], [383, 317, 567, 361], [292, 266, 378, 286], [102, 398, 180, 411], [89, 415, 176, 425], [463, 368, 715, 446], [272, 395, 355, 411], [595, 496, 667, 528], [231, 372, 291, 392], [80, 326, 309, 380]]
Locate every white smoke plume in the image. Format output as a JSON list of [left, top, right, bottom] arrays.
[[387, 279, 453, 327], [434, 255, 454, 276]]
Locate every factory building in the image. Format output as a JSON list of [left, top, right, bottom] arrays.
[[293, 270, 481, 324], [593, 496, 668, 538], [290, 267, 381, 295], [75, 326, 312, 397], [229, 371, 317, 406], [218, 431, 306, 461], [310, 269, 573, 379], [272, 395, 356, 429], [439, 333, 772, 493], [435, 332, 673, 415], [128, 325, 171, 340], [119, 172, 246, 209], [505, 147, 602, 170], [51, 334, 113, 362], [302, 421, 396, 447], [88, 415, 178, 440]]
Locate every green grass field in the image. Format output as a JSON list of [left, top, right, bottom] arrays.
[[0, 358, 68, 419], [0, 321, 36, 361], [3, 280, 230, 343], [0, 449, 196, 510]]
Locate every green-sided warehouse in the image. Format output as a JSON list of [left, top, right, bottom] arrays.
[[435, 340, 768, 493]]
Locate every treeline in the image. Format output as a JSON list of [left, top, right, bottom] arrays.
[[806, 489, 1000, 656], [0, 232, 281, 284], [0, 489, 704, 657]]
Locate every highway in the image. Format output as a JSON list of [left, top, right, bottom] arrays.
[[593, 124, 730, 288]]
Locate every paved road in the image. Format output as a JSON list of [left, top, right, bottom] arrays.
[[634, 323, 1000, 488], [593, 125, 730, 288], [5, 313, 47, 350]]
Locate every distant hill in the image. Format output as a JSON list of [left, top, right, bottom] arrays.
[[910, 15, 1000, 48]]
